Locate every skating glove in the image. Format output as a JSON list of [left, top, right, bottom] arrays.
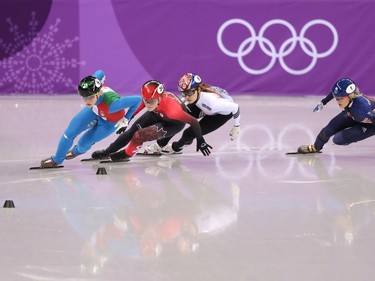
[[229, 125, 240, 140], [313, 102, 324, 112], [196, 137, 212, 156], [115, 117, 129, 134]]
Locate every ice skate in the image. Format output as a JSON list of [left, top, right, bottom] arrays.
[[65, 148, 78, 160], [286, 144, 321, 155], [108, 151, 130, 162], [30, 156, 64, 169], [143, 143, 162, 155], [40, 157, 59, 168], [91, 149, 109, 160], [160, 143, 182, 155], [297, 144, 319, 154]]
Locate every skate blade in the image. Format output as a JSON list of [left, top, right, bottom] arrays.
[[137, 152, 162, 157], [29, 165, 64, 170], [81, 158, 108, 162], [137, 152, 182, 156], [99, 159, 130, 163], [285, 151, 322, 155], [161, 151, 182, 155]]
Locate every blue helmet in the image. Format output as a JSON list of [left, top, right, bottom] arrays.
[[178, 73, 202, 92], [332, 78, 356, 98]]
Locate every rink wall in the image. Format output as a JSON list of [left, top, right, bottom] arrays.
[[1, 0, 375, 96]]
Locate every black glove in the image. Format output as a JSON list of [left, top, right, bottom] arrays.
[[196, 137, 212, 156], [116, 127, 127, 134]]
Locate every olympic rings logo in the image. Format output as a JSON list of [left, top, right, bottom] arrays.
[[217, 19, 339, 75]]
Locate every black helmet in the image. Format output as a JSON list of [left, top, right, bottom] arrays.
[[78, 76, 102, 97]]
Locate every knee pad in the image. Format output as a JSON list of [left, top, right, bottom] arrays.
[[332, 133, 348, 145], [133, 126, 167, 143]]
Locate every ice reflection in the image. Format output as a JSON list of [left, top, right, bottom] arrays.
[[52, 156, 239, 274]]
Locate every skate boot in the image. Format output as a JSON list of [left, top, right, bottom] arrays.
[[91, 149, 109, 160], [161, 143, 182, 155], [109, 150, 130, 162], [40, 157, 59, 168], [297, 144, 319, 154], [143, 143, 162, 154], [65, 147, 78, 160]]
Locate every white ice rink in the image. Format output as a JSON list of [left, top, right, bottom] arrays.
[[1, 95, 375, 281]]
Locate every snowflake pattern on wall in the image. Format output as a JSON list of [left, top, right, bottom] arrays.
[[0, 11, 84, 94]]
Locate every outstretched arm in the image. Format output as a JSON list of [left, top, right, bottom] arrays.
[[313, 92, 334, 112], [108, 95, 142, 119], [169, 110, 212, 156]]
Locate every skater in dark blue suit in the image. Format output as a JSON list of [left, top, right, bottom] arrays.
[[298, 78, 375, 153], [40, 70, 142, 168]]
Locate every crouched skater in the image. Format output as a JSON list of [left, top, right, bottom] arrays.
[[143, 72, 241, 154], [297, 78, 375, 154], [90, 79, 212, 162], [39, 70, 142, 168]]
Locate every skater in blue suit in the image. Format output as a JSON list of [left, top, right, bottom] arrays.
[[298, 78, 375, 153], [40, 70, 142, 168]]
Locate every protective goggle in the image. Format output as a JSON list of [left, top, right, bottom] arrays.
[[143, 98, 159, 105], [82, 94, 98, 101], [181, 89, 197, 97]]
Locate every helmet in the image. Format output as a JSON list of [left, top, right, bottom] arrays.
[[332, 78, 356, 98], [78, 76, 102, 98], [92, 70, 106, 84], [178, 73, 202, 92], [141, 80, 164, 100]]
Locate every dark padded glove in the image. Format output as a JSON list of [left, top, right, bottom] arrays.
[[196, 137, 212, 156], [116, 127, 127, 134]]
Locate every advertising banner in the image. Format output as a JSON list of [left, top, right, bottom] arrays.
[[1, 0, 374, 95]]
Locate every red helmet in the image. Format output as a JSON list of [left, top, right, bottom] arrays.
[[141, 80, 164, 100]]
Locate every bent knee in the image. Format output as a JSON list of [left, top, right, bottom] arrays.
[[133, 126, 166, 143], [332, 134, 349, 145]]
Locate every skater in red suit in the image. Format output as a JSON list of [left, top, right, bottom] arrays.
[[91, 80, 212, 161]]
